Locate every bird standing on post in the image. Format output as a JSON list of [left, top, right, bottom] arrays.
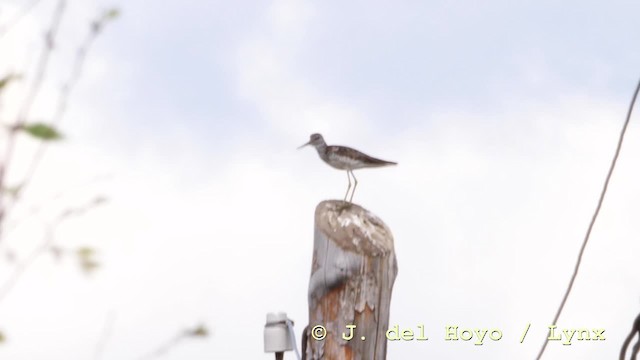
[[298, 133, 397, 203]]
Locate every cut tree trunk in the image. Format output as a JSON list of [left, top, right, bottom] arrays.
[[304, 200, 398, 360]]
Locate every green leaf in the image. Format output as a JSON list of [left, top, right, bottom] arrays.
[[76, 247, 95, 260], [77, 247, 100, 274], [80, 259, 100, 274], [187, 324, 209, 338], [0, 74, 21, 92], [0, 330, 5, 344], [104, 8, 120, 20], [19, 123, 63, 141], [92, 7, 120, 33], [2, 184, 22, 198]]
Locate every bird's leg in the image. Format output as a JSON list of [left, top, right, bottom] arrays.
[[349, 170, 358, 203], [343, 170, 352, 202]]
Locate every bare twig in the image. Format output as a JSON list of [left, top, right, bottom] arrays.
[[3, 7, 113, 225], [0, 0, 44, 40], [93, 310, 117, 360], [137, 332, 186, 360], [536, 78, 640, 359], [0, 196, 105, 303], [3, 174, 111, 239], [0, 222, 55, 303], [0, 0, 66, 243], [135, 324, 208, 360]]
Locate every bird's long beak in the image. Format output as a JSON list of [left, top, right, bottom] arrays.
[[297, 141, 311, 149]]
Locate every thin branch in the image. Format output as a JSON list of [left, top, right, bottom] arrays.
[[136, 332, 188, 360], [12, 15, 102, 203], [536, 78, 640, 359], [135, 324, 208, 360], [3, 174, 111, 240], [0, 0, 66, 243], [1, 8, 117, 241], [0, 222, 55, 303], [93, 310, 117, 360], [0, 0, 44, 40], [0, 196, 105, 303]]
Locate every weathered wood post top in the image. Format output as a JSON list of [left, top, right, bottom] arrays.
[[305, 200, 398, 360]]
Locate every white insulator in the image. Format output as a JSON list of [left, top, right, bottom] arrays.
[[263, 312, 293, 353]]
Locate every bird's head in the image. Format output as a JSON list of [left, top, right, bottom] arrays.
[[298, 133, 325, 149]]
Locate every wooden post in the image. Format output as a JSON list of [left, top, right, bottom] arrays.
[[304, 200, 398, 360]]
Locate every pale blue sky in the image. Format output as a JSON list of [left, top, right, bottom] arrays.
[[84, 0, 640, 147]]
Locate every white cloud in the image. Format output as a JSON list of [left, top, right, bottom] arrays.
[[232, 0, 369, 143]]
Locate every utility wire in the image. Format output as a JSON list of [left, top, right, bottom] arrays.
[[286, 319, 302, 360], [620, 312, 640, 360], [536, 77, 640, 359]]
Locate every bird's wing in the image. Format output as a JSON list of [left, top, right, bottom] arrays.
[[329, 146, 396, 166]]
